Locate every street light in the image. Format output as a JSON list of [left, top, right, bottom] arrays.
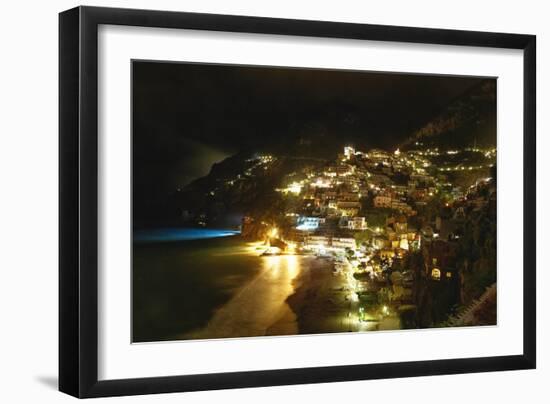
[[269, 227, 278, 238]]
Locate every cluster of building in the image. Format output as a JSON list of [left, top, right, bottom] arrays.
[[238, 144, 497, 326], [273, 145, 495, 294], [216, 154, 277, 192], [276, 146, 442, 250]]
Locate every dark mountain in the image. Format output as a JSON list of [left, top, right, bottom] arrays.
[[401, 79, 496, 150]]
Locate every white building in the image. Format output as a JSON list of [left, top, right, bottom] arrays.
[[296, 216, 325, 231], [344, 146, 355, 160]]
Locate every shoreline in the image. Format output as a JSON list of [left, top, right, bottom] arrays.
[[134, 233, 390, 343], [180, 254, 308, 340], [178, 253, 361, 341]]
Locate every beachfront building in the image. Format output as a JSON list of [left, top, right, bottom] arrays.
[[296, 216, 325, 231], [303, 235, 356, 252], [332, 237, 357, 250]]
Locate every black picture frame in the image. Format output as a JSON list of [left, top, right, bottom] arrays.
[[59, 5, 536, 398]]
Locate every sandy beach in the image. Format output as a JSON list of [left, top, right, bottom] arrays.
[[285, 257, 357, 334], [184, 253, 359, 340]]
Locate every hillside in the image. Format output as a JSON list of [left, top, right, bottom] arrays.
[[401, 79, 496, 150], [169, 152, 326, 228]]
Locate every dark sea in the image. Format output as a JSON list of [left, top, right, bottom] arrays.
[[132, 229, 263, 342]]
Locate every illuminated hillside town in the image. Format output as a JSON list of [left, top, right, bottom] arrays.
[[190, 144, 497, 333], [132, 62, 497, 342]]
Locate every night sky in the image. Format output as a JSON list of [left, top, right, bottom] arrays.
[[132, 61, 484, 205]]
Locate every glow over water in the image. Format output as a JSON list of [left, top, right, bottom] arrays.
[[134, 228, 240, 242]]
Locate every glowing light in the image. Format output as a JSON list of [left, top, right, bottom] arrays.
[[287, 182, 302, 194], [284, 254, 299, 278], [344, 146, 355, 160], [311, 179, 331, 188], [431, 268, 441, 280], [394, 148, 401, 156], [296, 216, 320, 231], [286, 242, 297, 254], [265, 246, 281, 255], [269, 227, 278, 238]]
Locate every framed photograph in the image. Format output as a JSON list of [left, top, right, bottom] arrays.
[[59, 6, 536, 398]]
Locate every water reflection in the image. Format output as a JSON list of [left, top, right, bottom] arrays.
[[283, 254, 299, 279], [185, 252, 304, 339], [263, 254, 299, 287]]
